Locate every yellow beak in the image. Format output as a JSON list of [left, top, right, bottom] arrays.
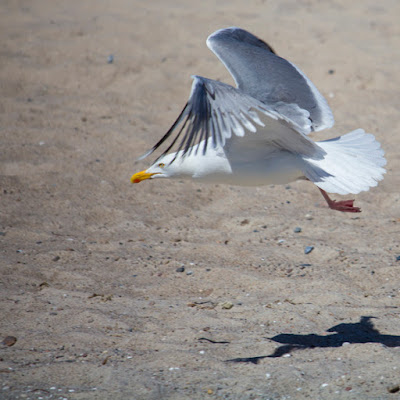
[[131, 170, 158, 184]]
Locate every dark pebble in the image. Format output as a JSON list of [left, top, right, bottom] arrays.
[[176, 266, 185, 273], [107, 54, 114, 64], [396, 256, 400, 262], [304, 246, 314, 255], [299, 263, 312, 267], [387, 385, 400, 394], [328, 69, 335, 74], [294, 227, 302, 233], [52, 256, 60, 262], [2, 336, 17, 347]]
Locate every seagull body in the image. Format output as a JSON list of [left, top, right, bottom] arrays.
[[132, 27, 386, 212]]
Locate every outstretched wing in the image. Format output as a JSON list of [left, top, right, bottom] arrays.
[[140, 76, 322, 163], [206, 27, 334, 132]]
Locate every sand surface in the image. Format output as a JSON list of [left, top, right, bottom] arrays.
[[1, 1, 400, 399]]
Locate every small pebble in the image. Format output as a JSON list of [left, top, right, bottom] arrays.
[[304, 246, 314, 254], [396, 256, 400, 262], [176, 266, 185, 273], [221, 301, 234, 310], [305, 214, 313, 220], [107, 54, 114, 64], [294, 227, 302, 233], [2, 336, 17, 347], [186, 271, 193, 275], [387, 384, 400, 394]]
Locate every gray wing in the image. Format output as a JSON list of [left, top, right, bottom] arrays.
[[207, 27, 334, 132], [140, 76, 322, 163]]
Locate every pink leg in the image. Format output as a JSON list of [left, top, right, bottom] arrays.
[[319, 188, 361, 213]]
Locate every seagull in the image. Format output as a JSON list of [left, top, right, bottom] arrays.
[[131, 27, 386, 212]]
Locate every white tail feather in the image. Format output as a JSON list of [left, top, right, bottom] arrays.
[[303, 129, 386, 195]]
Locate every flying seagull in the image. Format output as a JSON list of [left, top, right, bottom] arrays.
[[131, 27, 386, 212]]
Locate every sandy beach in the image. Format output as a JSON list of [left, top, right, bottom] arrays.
[[1, 1, 400, 399]]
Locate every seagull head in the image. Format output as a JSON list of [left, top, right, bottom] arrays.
[[131, 142, 230, 184], [131, 153, 182, 183]]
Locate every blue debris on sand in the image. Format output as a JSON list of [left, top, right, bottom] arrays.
[[304, 246, 314, 255]]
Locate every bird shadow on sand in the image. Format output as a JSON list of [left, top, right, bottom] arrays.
[[226, 316, 400, 364]]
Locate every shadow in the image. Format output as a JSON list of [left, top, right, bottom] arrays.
[[226, 316, 400, 363]]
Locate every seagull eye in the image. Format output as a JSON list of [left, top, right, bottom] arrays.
[[158, 163, 165, 168]]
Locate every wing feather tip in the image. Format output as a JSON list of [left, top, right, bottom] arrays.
[[137, 148, 154, 161]]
